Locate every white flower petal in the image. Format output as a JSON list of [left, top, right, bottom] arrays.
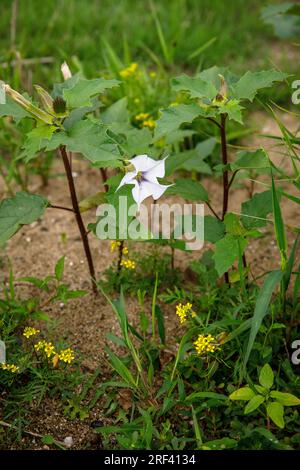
[[130, 154, 157, 172], [144, 157, 167, 183], [117, 171, 137, 191]]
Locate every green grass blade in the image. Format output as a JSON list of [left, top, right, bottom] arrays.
[[243, 270, 283, 370]]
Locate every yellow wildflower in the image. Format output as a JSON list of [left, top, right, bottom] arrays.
[[110, 240, 121, 253], [120, 62, 138, 79], [1, 363, 19, 373], [44, 342, 56, 358], [34, 340, 56, 358], [194, 334, 220, 356], [122, 246, 129, 255], [149, 71, 157, 79], [59, 348, 75, 364], [23, 326, 40, 339], [175, 302, 196, 324], [135, 112, 150, 121], [142, 119, 156, 129], [120, 259, 136, 270], [34, 340, 46, 352]]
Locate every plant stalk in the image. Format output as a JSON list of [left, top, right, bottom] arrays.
[[60, 145, 97, 294], [220, 114, 230, 284]]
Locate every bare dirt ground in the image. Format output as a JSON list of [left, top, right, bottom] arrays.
[[1, 110, 300, 448]]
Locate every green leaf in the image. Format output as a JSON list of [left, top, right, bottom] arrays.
[[229, 387, 256, 401], [187, 391, 227, 401], [231, 149, 269, 170], [47, 120, 121, 167], [259, 364, 274, 389], [55, 256, 65, 282], [155, 305, 165, 345], [106, 348, 137, 388], [171, 75, 217, 100], [269, 391, 300, 406], [0, 192, 48, 244], [241, 190, 273, 229], [79, 192, 106, 212], [21, 125, 56, 161], [167, 178, 208, 202], [244, 395, 265, 414], [243, 270, 283, 368], [63, 77, 120, 108], [218, 99, 244, 124], [213, 234, 247, 277], [271, 169, 287, 267], [204, 216, 225, 243], [121, 128, 153, 156], [0, 95, 31, 122], [154, 103, 206, 140], [267, 401, 285, 428], [231, 70, 288, 102], [201, 438, 237, 450]]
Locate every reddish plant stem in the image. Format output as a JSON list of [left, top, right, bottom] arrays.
[[60, 145, 97, 294], [220, 114, 229, 221], [100, 167, 108, 192], [220, 114, 230, 285]]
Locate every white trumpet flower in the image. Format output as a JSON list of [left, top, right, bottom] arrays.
[[117, 154, 171, 208]]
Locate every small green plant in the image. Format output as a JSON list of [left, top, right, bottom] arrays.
[[229, 364, 300, 429]]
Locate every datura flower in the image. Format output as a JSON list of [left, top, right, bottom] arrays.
[[117, 155, 171, 208]]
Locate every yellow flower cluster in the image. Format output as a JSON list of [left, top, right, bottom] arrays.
[[1, 363, 19, 373], [120, 259, 136, 270], [194, 334, 219, 356], [135, 112, 150, 121], [122, 246, 129, 255], [110, 240, 121, 253], [142, 119, 156, 129], [176, 302, 196, 324], [34, 340, 75, 363], [34, 340, 56, 358], [135, 112, 156, 129], [120, 62, 138, 79], [59, 348, 75, 364], [23, 326, 40, 339]]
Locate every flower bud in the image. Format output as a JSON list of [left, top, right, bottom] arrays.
[[61, 61, 72, 81]]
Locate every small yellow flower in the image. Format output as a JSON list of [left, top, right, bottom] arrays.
[[120, 259, 136, 270], [194, 334, 220, 356], [120, 62, 138, 79], [149, 71, 157, 79], [43, 342, 56, 358], [34, 340, 46, 352], [34, 340, 56, 358], [1, 363, 19, 373], [110, 240, 121, 253], [23, 326, 40, 339], [142, 119, 156, 129], [135, 112, 150, 121], [59, 348, 75, 364], [122, 246, 129, 255], [175, 302, 196, 324]]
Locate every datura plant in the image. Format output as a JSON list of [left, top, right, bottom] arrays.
[[0, 65, 288, 294]]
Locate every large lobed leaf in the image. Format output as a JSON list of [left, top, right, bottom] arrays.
[[63, 77, 120, 108], [46, 120, 122, 167], [0, 192, 48, 244]]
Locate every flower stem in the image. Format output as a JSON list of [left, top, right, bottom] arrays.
[[220, 114, 230, 285], [60, 145, 97, 294], [117, 240, 124, 273]]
